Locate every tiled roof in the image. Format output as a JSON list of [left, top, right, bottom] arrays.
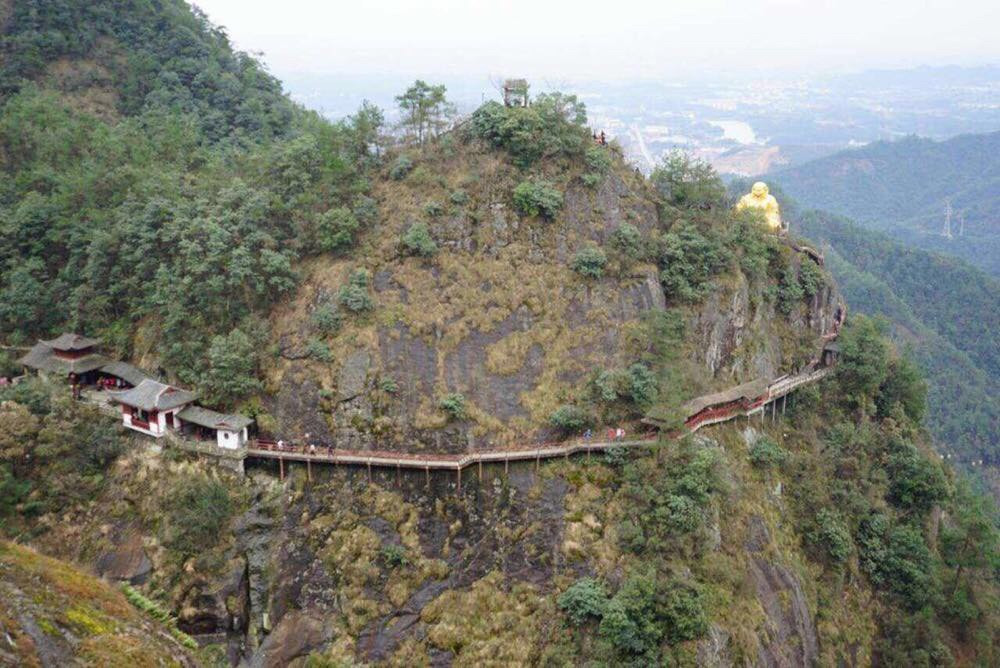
[[18, 343, 108, 375], [680, 378, 770, 416], [109, 379, 195, 412], [178, 405, 252, 431], [39, 333, 101, 351], [99, 361, 155, 387], [645, 377, 770, 425]]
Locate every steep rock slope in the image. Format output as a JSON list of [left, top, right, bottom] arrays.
[[0, 540, 196, 666], [262, 137, 838, 452]]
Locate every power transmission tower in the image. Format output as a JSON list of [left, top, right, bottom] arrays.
[[942, 198, 953, 238]]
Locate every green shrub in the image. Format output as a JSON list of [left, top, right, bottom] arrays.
[[749, 435, 788, 469], [470, 96, 589, 168], [449, 189, 469, 205], [625, 363, 658, 410], [422, 200, 444, 217], [876, 356, 927, 423], [401, 222, 438, 257], [513, 179, 563, 219], [836, 316, 891, 408], [598, 573, 706, 655], [378, 377, 399, 393], [777, 265, 805, 314], [592, 364, 658, 411], [619, 444, 723, 554], [798, 258, 825, 297], [599, 574, 659, 655], [858, 514, 935, 609], [305, 338, 332, 363], [611, 223, 643, 260], [389, 155, 413, 180], [0, 378, 51, 415], [886, 442, 948, 514], [338, 269, 374, 313], [310, 304, 342, 335], [808, 508, 853, 565], [582, 146, 612, 187], [353, 195, 378, 225], [201, 328, 262, 407], [656, 222, 730, 302], [164, 475, 233, 558], [650, 151, 726, 210], [659, 581, 709, 644], [571, 245, 607, 278], [438, 393, 467, 420], [312, 206, 359, 253], [380, 544, 410, 568], [558, 577, 608, 625], [548, 404, 591, 433], [0, 351, 19, 378]]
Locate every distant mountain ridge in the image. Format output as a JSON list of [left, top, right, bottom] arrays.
[[773, 131, 1000, 276], [794, 208, 1000, 462]]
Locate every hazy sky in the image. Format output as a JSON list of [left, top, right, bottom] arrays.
[[193, 0, 999, 80]]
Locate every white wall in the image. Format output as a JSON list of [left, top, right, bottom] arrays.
[[217, 428, 246, 449]]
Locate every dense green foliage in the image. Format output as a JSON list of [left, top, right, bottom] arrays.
[[795, 209, 1000, 462], [558, 577, 608, 625], [783, 318, 1000, 663], [512, 179, 563, 219], [338, 269, 375, 313], [438, 393, 467, 421], [0, 379, 125, 532], [570, 244, 607, 278], [401, 221, 438, 257], [548, 404, 591, 433], [774, 132, 1000, 276], [164, 474, 233, 559], [748, 435, 788, 469], [469, 93, 590, 169], [651, 152, 727, 211], [0, 1, 381, 409], [394, 80, 454, 145], [0, 0, 294, 140]]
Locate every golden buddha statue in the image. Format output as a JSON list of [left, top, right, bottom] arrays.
[[736, 181, 783, 232]]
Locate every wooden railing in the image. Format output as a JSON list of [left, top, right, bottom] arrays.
[[240, 361, 837, 478]]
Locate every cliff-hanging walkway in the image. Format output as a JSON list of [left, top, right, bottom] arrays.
[[240, 360, 836, 486]]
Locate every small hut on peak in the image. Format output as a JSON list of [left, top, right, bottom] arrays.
[[503, 79, 529, 107]]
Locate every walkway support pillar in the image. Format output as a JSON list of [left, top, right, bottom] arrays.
[[367, 459, 372, 484], [457, 466, 462, 494], [396, 462, 401, 487], [504, 457, 509, 476], [279, 457, 284, 481], [307, 458, 312, 483], [425, 466, 430, 489], [478, 460, 483, 480]]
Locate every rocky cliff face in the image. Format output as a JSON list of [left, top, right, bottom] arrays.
[[263, 143, 838, 453], [136, 426, 841, 667], [0, 540, 196, 667]]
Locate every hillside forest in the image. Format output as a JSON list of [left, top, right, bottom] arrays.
[[0, 1, 997, 666]]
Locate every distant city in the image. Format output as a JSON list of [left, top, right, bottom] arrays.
[[280, 65, 1000, 175]]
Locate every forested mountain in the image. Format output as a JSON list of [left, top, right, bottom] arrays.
[[794, 209, 1000, 463], [773, 132, 1000, 276], [0, 2, 997, 666], [0, 0, 381, 398]]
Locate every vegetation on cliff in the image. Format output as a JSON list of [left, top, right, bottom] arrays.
[[0, 539, 196, 666], [0, 3, 997, 667]]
